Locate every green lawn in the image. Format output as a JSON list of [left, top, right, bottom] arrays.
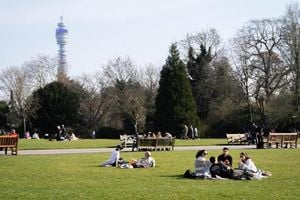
[[18, 138, 228, 150], [1, 149, 299, 199]]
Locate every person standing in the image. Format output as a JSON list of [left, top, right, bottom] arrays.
[[189, 125, 194, 139], [217, 147, 233, 167], [182, 124, 189, 139], [194, 127, 198, 139], [91, 130, 96, 139]]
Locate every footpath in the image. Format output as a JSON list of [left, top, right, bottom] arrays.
[[13, 145, 256, 156]]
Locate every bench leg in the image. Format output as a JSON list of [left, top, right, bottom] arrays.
[[5, 147, 8, 155]]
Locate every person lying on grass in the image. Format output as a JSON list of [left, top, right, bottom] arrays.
[[133, 151, 156, 168], [119, 151, 156, 169], [100, 145, 123, 167]]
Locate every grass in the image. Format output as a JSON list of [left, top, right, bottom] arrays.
[[0, 149, 300, 199], [18, 138, 228, 150], [18, 139, 119, 150]]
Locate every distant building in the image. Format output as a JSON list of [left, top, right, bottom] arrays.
[[55, 16, 68, 82]]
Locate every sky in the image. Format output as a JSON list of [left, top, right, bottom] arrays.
[[0, 0, 297, 77]]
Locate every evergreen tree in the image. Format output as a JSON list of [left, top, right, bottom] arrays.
[[0, 100, 9, 129], [7, 90, 21, 128], [32, 81, 81, 134], [187, 44, 213, 120], [155, 44, 199, 136]]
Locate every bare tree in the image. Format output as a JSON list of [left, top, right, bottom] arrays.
[[103, 57, 147, 133], [76, 73, 112, 131], [103, 56, 137, 85], [120, 83, 147, 133], [139, 64, 160, 96], [234, 19, 290, 103], [180, 28, 221, 60], [0, 66, 35, 133], [280, 3, 300, 111], [23, 55, 57, 89]]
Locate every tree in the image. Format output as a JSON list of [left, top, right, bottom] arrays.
[[102, 57, 147, 133], [182, 30, 222, 121], [233, 19, 292, 125], [280, 3, 300, 111], [139, 64, 160, 131], [180, 28, 220, 58], [187, 45, 214, 120], [0, 100, 9, 129], [117, 81, 147, 133], [155, 43, 199, 136], [0, 66, 34, 133], [32, 81, 81, 135], [76, 73, 112, 132], [23, 55, 57, 88], [234, 19, 290, 103]]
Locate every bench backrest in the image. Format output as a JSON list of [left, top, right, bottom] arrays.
[[0, 135, 19, 147], [226, 133, 246, 139], [137, 137, 176, 148], [157, 137, 176, 146], [268, 133, 298, 142]]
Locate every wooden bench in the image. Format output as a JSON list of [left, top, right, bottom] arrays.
[[120, 135, 135, 148], [226, 133, 248, 144], [136, 137, 176, 151], [0, 135, 19, 155], [267, 133, 298, 148]]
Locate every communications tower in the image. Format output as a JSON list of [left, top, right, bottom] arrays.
[[55, 16, 68, 81]]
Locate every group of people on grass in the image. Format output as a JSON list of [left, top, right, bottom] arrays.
[[55, 125, 78, 141], [24, 131, 40, 139], [100, 145, 271, 180], [100, 145, 156, 169], [187, 147, 272, 180]]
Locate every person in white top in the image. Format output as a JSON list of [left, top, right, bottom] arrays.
[[194, 150, 211, 177], [165, 132, 172, 139], [238, 152, 272, 179], [135, 151, 156, 168], [32, 132, 40, 139], [100, 145, 123, 167]]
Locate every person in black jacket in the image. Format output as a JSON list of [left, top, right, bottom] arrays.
[[217, 147, 233, 167]]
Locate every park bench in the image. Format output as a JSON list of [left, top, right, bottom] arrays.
[[136, 137, 176, 151], [267, 132, 298, 148], [226, 133, 248, 144], [0, 134, 19, 155], [120, 135, 135, 148]]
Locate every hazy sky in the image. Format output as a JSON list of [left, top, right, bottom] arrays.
[[0, 0, 296, 76]]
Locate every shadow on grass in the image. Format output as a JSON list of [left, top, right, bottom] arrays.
[[215, 143, 252, 146], [160, 174, 185, 179]]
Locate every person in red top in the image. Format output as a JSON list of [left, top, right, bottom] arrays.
[[8, 129, 18, 137]]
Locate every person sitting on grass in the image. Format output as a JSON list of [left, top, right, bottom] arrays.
[[209, 156, 234, 179], [70, 132, 79, 141], [237, 152, 272, 179], [100, 145, 123, 167], [194, 149, 212, 178], [32, 132, 40, 139], [24, 131, 31, 139], [131, 151, 156, 168], [217, 147, 233, 167]]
